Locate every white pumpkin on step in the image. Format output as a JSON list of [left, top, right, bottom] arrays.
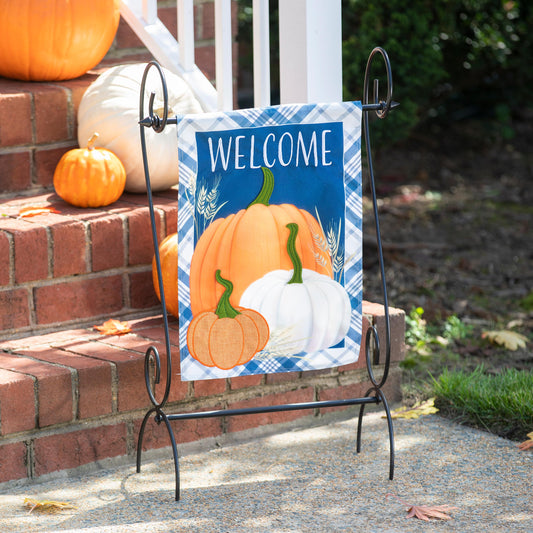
[[77, 63, 203, 192]]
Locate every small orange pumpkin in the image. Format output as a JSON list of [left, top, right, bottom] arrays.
[[53, 133, 126, 208], [187, 270, 269, 370], [189, 167, 333, 315], [152, 233, 179, 319], [0, 0, 120, 81]]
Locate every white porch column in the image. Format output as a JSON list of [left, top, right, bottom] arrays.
[[278, 0, 342, 104]]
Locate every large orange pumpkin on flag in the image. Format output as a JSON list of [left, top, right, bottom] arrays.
[[0, 0, 120, 81], [189, 167, 333, 315]]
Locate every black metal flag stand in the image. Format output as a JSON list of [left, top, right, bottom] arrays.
[[136, 47, 398, 501]]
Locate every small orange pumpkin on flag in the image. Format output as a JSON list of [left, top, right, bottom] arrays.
[[187, 270, 269, 370]]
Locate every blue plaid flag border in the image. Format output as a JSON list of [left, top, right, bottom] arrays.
[[177, 101, 363, 381]]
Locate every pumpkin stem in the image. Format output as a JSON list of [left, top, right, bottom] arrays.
[[286, 223, 303, 284], [247, 167, 274, 208], [87, 133, 99, 150], [214, 270, 241, 319]]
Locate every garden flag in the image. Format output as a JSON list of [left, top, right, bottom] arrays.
[[177, 102, 363, 381]]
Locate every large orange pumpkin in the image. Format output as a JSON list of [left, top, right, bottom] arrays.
[[152, 233, 179, 319], [0, 0, 120, 81], [187, 270, 269, 370], [189, 167, 333, 315], [53, 133, 126, 207]]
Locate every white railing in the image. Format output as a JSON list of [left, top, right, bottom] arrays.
[[119, 0, 342, 111]]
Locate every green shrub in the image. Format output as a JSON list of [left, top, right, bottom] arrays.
[[342, 0, 450, 145], [342, 0, 533, 145]]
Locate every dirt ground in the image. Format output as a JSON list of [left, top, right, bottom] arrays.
[[361, 115, 533, 372]]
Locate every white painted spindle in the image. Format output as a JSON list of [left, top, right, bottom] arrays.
[[215, 0, 234, 110], [253, 0, 271, 108], [141, 0, 157, 24], [177, 0, 195, 72]]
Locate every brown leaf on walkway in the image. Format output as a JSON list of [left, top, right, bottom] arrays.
[[517, 432, 533, 451], [385, 398, 439, 420], [386, 493, 457, 521], [94, 319, 131, 336], [24, 497, 76, 514], [18, 206, 60, 218]]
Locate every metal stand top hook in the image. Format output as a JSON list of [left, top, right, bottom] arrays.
[[139, 61, 170, 132], [363, 47, 399, 118]]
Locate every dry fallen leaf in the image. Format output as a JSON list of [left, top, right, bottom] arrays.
[[24, 497, 76, 514], [94, 319, 131, 336], [386, 493, 457, 521], [482, 330, 528, 351], [385, 398, 439, 420], [18, 206, 60, 218], [518, 432, 533, 451]]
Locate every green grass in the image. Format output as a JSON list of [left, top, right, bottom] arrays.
[[400, 306, 532, 441], [432, 366, 533, 441]]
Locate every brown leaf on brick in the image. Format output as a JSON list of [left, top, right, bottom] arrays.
[[518, 432, 533, 451], [94, 319, 131, 336], [386, 493, 457, 521], [18, 206, 60, 218]]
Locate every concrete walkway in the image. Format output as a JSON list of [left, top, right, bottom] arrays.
[[0, 408, 531, 532]]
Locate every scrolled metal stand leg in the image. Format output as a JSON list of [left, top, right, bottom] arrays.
[[136, 61, 182, 500], [136, 410, 181, 500], [160, 413, 181, 500], [357, 46, 398, 482], [136, 407, 156, 473], [375, 388, 395, 480], [356, 400, 367, 454], [356, 387, 395, 481]]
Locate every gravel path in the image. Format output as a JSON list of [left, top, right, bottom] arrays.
[[0, 409, 531, 532]]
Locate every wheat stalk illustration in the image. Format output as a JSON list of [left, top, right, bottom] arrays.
[[193, 175, 227, 240], [315, 207, 346, 282]]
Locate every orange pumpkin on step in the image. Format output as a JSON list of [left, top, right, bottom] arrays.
[[53, 134, 126, 208], [152, 233, 180, 319], [187, 270, 269, 370], [189, 167, 333, 315], [0, 0, 120, 81]]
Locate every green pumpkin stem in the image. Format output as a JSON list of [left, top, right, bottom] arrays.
[[247, 167, 274, 208], [214, 270, 240, 318], [286, 223, 303, 284]]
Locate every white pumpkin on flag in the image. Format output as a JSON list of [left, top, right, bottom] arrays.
[[239, 222, 351, 355]]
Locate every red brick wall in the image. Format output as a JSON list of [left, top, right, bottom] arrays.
[[0, 76, 98, 197]]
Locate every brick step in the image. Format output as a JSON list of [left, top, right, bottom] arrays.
[[0, 190, 177, 340], [0, 303, 405, 485]]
